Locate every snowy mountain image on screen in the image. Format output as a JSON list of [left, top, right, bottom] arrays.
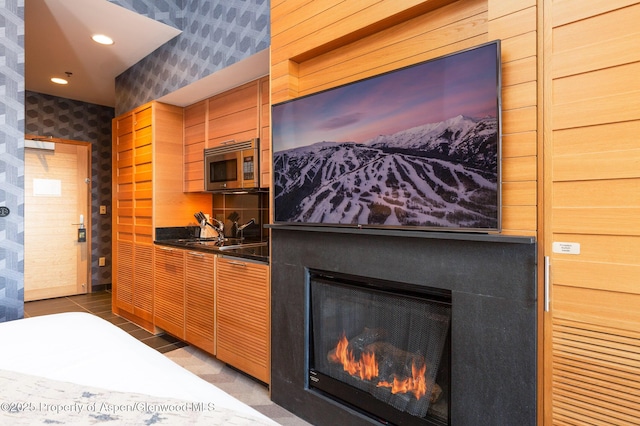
[[273, 115, 499, 229]]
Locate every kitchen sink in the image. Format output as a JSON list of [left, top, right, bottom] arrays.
[[216, 242, 268, 251], [182, 239, 267, 250]]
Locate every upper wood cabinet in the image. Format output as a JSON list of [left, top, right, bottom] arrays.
[[207, 80, 259, 148], [259, 76, 271, 190], [112, 101, 211, 330], [184, 100, 207, 192], [183, 76, 270, 192]]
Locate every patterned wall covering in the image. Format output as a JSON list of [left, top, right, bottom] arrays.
[[0, 1, 25, 322], [111, 0, 270, 114], [25, 92, 115, 291]]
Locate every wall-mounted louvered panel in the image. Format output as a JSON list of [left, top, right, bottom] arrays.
[[133, 243, 154, 324], [545, 1, 640, 424], [552, 318, 640, 425], [115, 240, 133, 311]]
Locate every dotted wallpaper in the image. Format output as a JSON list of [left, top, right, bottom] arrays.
[[111, 0, 270, 114], [0, 1, 25, 322], [25, 92, 115, 292]]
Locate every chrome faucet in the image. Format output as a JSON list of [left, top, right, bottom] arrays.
[[235, 218, 255, 239], [209, 217, 225, 241]]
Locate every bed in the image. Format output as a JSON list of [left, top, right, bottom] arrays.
[[0, 312, 278, 425]]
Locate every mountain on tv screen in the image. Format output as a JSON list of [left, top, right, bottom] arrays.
[[272, 41, 502, 232]]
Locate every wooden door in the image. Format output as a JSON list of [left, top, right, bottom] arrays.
[[154, 245, 185, 339], [24, 141, 90, 301], [185, 250, 216, 354], [543, 1, 640, 424], [216, 257, 270, 383]]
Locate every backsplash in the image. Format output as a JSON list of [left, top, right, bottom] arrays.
[[212, 193, 269, 241]]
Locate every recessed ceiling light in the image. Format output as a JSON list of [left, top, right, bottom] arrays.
[[51, 77, 68, 85], [92, 34, 114, 45]]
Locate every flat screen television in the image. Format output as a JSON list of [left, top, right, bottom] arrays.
[[272, 40, 502, 232]]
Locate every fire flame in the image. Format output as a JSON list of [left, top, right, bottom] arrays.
[[377, 362, 427, 400], [333, 333, 379, 380], [330, 333, 427, 400]]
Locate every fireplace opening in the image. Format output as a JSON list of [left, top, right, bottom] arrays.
[[307, 270, 452, 425]]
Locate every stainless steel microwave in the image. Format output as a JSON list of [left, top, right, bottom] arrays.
[[204, 138, 260, 192]]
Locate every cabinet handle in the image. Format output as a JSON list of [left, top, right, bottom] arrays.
[[160, 246, 175, 251], [220, 139, 236, 145], [228, 260, 246, 267], [188, 251, 205, 257]]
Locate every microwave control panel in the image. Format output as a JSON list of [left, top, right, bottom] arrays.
[[243, 155, 255, 180]]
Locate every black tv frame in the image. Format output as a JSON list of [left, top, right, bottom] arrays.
[[272, 40, 502, 233]]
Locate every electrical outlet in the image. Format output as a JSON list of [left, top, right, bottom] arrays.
[[100, 205, 107, 214], [99, 257, 106, 267]]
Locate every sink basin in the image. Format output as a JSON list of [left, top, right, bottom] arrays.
[[182, 239, 267, 250], [217, 242, 268, 251]]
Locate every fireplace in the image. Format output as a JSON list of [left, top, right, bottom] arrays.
[[270, 226, 537, 425], [308, 270, 451, 425]]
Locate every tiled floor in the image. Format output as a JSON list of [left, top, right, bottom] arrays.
[[23, 290, 187, 353]]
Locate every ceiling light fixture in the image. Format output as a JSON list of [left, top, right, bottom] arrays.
[[92, 34, 114, 45], [51, 71, 73, 85]]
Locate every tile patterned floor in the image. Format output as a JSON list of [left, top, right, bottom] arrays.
[[24, 290, 186, 353], [23, 291, 312, 425]]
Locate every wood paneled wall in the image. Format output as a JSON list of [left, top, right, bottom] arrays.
[[270, 0, 640, 423], [544, 1, 640, 423], [271, 0, 539, 236]]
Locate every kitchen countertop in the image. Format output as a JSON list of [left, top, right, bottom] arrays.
[[154, 238, 269, 264]]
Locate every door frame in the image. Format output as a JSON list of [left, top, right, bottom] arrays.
[[24, 134, 92, 299]]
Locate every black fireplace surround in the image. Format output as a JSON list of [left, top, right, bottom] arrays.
[[270, 226, 537, 426]]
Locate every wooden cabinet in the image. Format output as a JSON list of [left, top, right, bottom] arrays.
[[216, 256, 270, 384], [183, 100, 207, 192], [112, 101, 211, 330], [259, 76, 271, 190], [183, 77, 272, 192], [185, 250, 216, 355], [153, 246, 216, 354], [154, 246, 185, 339], [207, 80, 259, 148]]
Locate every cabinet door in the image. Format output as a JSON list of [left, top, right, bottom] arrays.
[[259, 76, 271, 189], [207, 80, 259, 147], [216, 257, 270, 384], [185, 251, 216, 354], [114, 240, 133, 313], [154, 246, 185, 339], [184, 100, 207, 192]]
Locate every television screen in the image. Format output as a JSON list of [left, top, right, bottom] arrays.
[[272, 41, 501, 232]]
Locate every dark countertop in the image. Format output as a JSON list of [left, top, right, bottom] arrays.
[[154, 238, 269, 264]]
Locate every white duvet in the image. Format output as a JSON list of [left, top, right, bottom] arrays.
[[0, 312, 277, 424]]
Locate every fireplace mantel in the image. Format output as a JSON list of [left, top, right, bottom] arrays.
[[270, 226, 537, 425]]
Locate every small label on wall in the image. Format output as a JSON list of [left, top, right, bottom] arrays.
[[552, 242, 581, 255], [33, 178, 62, 196]]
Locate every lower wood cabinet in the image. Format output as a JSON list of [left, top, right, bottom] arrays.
[[153, 246, 185, 339], [215, 256, 270, 384], [185, 250, 216, 355], [152, 246, 270, 382]]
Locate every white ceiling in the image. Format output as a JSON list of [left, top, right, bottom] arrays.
[[26, 0, 182, 107]]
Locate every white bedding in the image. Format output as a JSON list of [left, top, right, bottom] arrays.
[[0, 312, 277, 424]]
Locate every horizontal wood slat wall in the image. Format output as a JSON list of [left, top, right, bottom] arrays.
[[545, 0, 640, 424], [271, 0, 539, 236]]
